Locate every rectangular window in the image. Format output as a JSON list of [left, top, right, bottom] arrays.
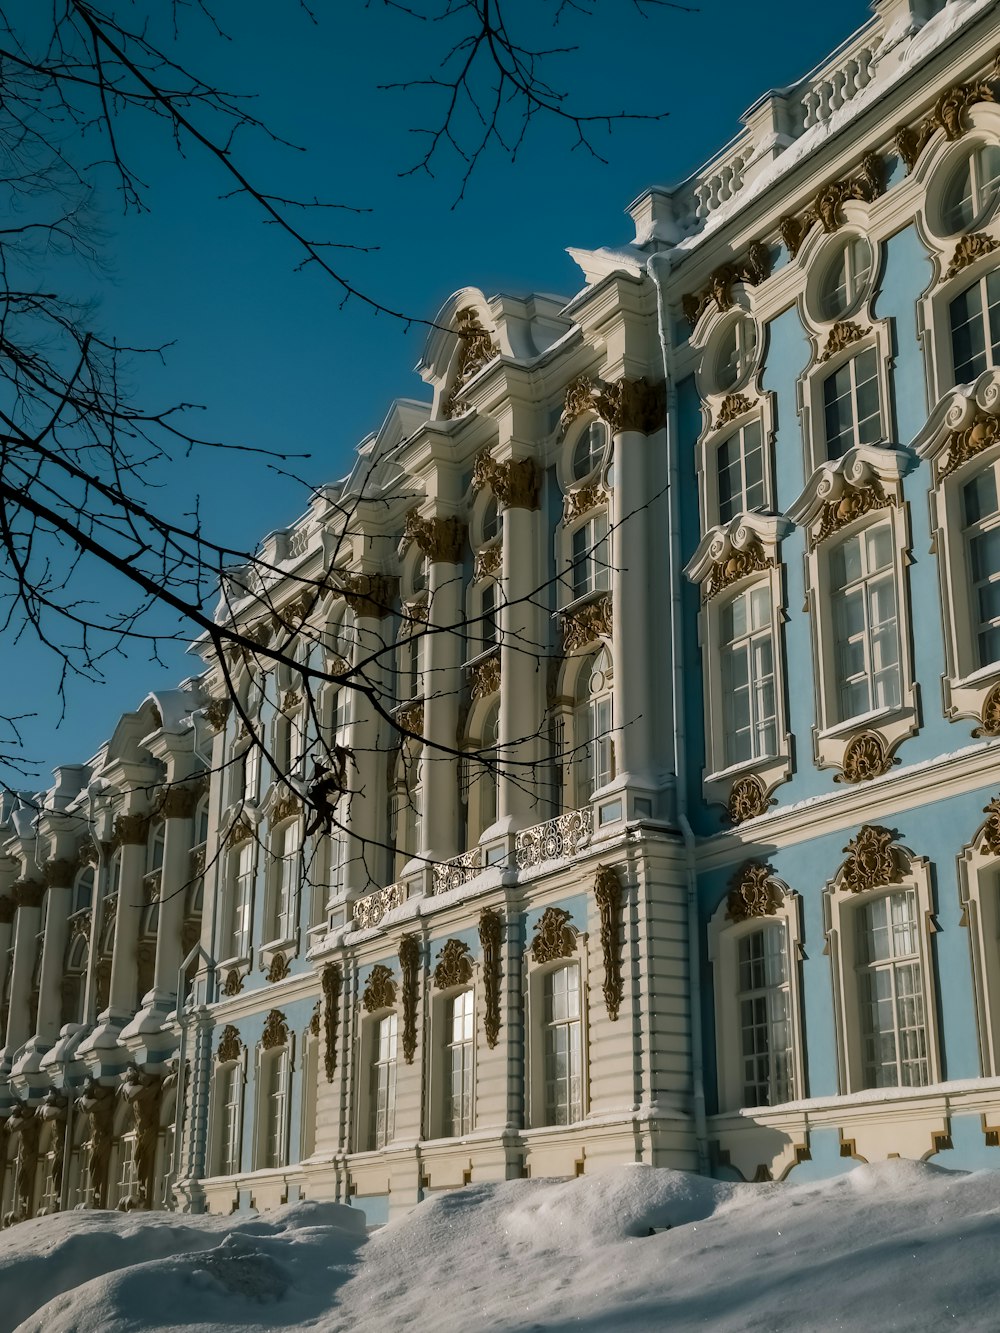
[[738, 927, 793, 1107], [544, 966, 583, 1125], [823, 347, 881, 459], [950, 270, 1000, 383], [261, 1051, 289, 1169], [370, 1013, 398, 1149], [231, 844, 254, 958], [963, 465, 1000, 668], [480, 581, 499, 651], [570, 513, 610, 601], [274, 823, 299, 940], [219, 1064, 242, 1175], [583, 696, 614, 796], [830, 524, 901, 721], [720, 584, 776, 766], [857, 890, 928, 1089], [445, 990, 474, 1137], [717, 420, 766, 525]]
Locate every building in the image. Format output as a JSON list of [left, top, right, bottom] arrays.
[[2, 0, 1000, 1225]]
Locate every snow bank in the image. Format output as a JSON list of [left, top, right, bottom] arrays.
[[4, 1162, 1000, 1331]]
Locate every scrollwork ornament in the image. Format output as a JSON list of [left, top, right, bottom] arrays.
[[202, 698, 232, 732], [433, 938, 474, 990], [561, 375, 599, 430], [321, 962, 343, 1081], [261, 1008, 289, 1050], [478, 907, 503, 1048], [404, 511, 468, 563], [398, 934, 420, 1064], [339, 572, 398, 620], [113, 813, 150, 847], [562, 481, 608, 524], [713, 393, 754, 429], [980, 796, 1000, 857], [778, 152, 883, 259], [265, 952, 290, 984], [222, 968, 243, 997], [943, 233, 1000, 282], [726, 862, 783, 923], [270, 794, 301, 826], [12, 879, 44, 909], [973, 682, 1000, 738], [216, 1024, 243, 1063], [361, 962, 397, 1013], [819, 322, 867, 362], [593, 377, 667, 434], [840, 824, 904, 894], [530, 906, 576, 964], [561, 594, 612, 653], [472, 452, 541, 510], [441, 307, 501, 419], [813, 481, 892, 548], [470, 652, 501, 701], [895, 56, 1000, 172], [836, 731, 893, 784], [939, 411, 1000, 480], [474, 545, 503, 581], [682, 241, 771, 325], [43, 859, 74, 889], [705, 543, 770, 600], [594, 864, 624, 1021], [727, 774, 770, 825]]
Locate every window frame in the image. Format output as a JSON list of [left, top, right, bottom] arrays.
[[255, 1041, 292, 1171], [958, 799, 1000, 1076], [523, 920, 590, 1131]]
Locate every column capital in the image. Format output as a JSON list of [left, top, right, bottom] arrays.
[[112, 813, 150, 847], [43, 859, 75, 889], [471, 452, 541, 510], [339, 571, 399, 619], [0, 896, 15, 924], [11, 879, 44, 909], [562, 374, 666, 435], [403, 510, 467, 564]]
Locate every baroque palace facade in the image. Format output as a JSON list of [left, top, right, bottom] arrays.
[[3, 0, 1000, 1225]]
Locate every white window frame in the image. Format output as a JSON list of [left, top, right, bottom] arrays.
[[266, 819, 300, 947], [958, 800, 1000, 1076], [226, 840, 255, 963], [211, 1052, 246, 1178], [432, 986, 476, 1139], [564, 511, 611, 605], [255, 1042, 292, 1171], [523, 921, 589, 1131], [365, 1011, 398, 1151]]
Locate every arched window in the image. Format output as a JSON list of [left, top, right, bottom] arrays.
[[72, 866, 94, 916], [62, 931, 89, 1027], [463, 701, 499, 844]]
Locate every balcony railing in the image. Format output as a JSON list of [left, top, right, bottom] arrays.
[[514, 807, 593, 871], [432, 848, 483, 895], [352, 881, 407, 931]]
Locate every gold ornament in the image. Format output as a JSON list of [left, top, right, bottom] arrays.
[[725, 862, 783, 922], [433, 938, 474, 990], [594, 864, 624, 1021], [836, 731, 893, 783], [362, 962, 397, 1013], [479, 908, 503, 1048], [530, 906, 576, 963], [682, 241, 771, 325], [839, 825, 904, 894]]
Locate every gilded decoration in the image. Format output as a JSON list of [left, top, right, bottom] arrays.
[[812, 480, 892, 548], [819, 321, 867, 362], [0, 897, 14, 925], [362, 962, 397, 1013], [559, 374, 666, 434], [713, 393, 754, 430], [472, 451, 541, 510], [441, 307, 501, 420], [217, 1024, 243, 1063], [261, 1009, 289, 1050], [561, 594, 612, 653], [190, 845, 206, 878], [973, 682, 1000, 737], [835, 730, 893, 783], [433, 938, 474, 990], [270, 793, 301, 826], [70, 908, 92, 941], [839, 824, 905, 894], [979, 796, 1000, 857], [222, 968, 243, 997], [404, 510, 468, 564], [281, 688, 302, 713], [728, 774, 770, 825], [77, 841, 101, 868], [530, 906, 576, 964], [470, 651, 501, 702], [474, 544, 503, 581], [43, 859, 74, 889], [778, 151, 883, 258], [479, 907, 503, 1048], [705, 542, 771, 601], [396, 702, 424, 738], [265, 952, 290, 984], [682, 241, 771, 325], [353, 882, 407, 930], [203, 697, 232, 732], [113, 813, 150, 847], [563, 481, 608, 524], [227, 819, 253, 848], [594, 864, 624, 1021], [322, 962, 342, 1082], [943, 233, 999, 281], [895, 55, 1000, 171], [560, 376, 599, 430], [309, 1003, 320, 1038], [11, 879, 44, 909], [725, 862, 783, 923], [398, 934, 420, 1063], [339, 572, 398, 620], [938, 410, 1000, 480]]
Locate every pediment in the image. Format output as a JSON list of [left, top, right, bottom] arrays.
[[787, 445, 913, 543], [684, 512, 791, 590], [912, 368, 1000, 480]]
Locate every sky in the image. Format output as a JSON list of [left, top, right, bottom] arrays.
[[3, 0, 873, 788]]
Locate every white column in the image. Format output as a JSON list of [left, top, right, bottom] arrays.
[[35, 867, 73, 1046], [4, 880, 44, 1054], [146, 797, 197, 1014], [104, 818, 149, 1024]]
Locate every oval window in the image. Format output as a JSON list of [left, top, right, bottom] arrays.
[[572, 420, 608, 481], [941, 142, 1000, 234], [817, 236, 873, 321], [712, 315, 758, 392]]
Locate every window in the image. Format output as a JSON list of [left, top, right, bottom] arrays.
[[962, 463, 1000, 668], [61, 932, 88, 1026], [259, 1048, 290, 1169], [216, 1061, 243, 1175], [479, 581, 499, 652], [444, 990, 474, 1137], [574, 648, 613, 802], [712, 315, 758, 393], [370, 1013, 397, 1149], [720, 584, 777, 766], [270, 822, 299, 941], [941, 142, 1000, 234], [949, 270, 1000, 383], [72, 867, 94, 915], [481, 496, 501, 543], [388, 746, 419, 879], [572, 420, 609, 481], [717, 420, 766, 524], [818, 235, 873, 321], [400, 631, 423, 703], [830, 523, 901, 721], [738, 926, 793, 1107], [463, 702, 499, 843], [856, 890, 928, 1089], [569, 513, 610, 600], [543, 966, 583, 1126], [822, 347, 882, 458], [229, 843, 254, 959]]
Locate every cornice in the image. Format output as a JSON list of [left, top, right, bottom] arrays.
[[206, 969, 319, 1024]]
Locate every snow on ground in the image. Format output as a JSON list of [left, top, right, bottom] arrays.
[[4, 1160, 1000, 1331]]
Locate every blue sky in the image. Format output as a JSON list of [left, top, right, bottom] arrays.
[[5, 0, 872, 786]]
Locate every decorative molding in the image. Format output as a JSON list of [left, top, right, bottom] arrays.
[[433, 938, 474, 991], [353, 882, 407, 931], [561, 375, 600, 430], [203, 698, 232, 733], [339, 572, 398, 620], [779, 151, 883, 258], [396, 702, 424, 738], [682, 241, 771, 325], [939, 410, 1000, 481], [156, 783, 203, 820], [281, 689, 303, 713], [399, 934, 420, 1064], [404, 510, 467, 564], [361, 962, 397, 1013], [530, 906, 576, 964], [978, 796, 1000, 857], [562, 480, 608, 524], [474, 544, 503, 581], [835, 730, 895, 784], [77, 841, 101, 868], [222, 968, 243, 997], [942, 232, 999, 282], [270, 793, 301, 827], [227, 818, 254, 848], [321, 962, 342, 1082], [973, 682, 1000, 738], [472, 452, 541, 510], [479, 907, 503, 1048], [727, 774, 771, 825], [560, 374, 666, 434], [706, 541, 772, 601], [469, 651, 501, 702], [113, 813, 150, 847], [265, 953, 290, 984], [594, 864, 624, 1021], [308, 1002, 320, 1038], [70, 908, 92, 941], [441, 307, 501, 419], [216, 1024, 243, 1063], [11, 879, 44, 909], [895, 56, 1000, 172], [725, 861, 783, 922], [43, 859, 74, 889], [813, 479, 892, 548], [819, 321, 867, 362], [838, 824, 906, 894], [561, 594, 612, 653], [261, 1008, 289, 1050], [713, 393, 754, 429]]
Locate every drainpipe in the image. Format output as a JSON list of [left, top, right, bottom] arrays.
[[649, 250, 709, 1175]]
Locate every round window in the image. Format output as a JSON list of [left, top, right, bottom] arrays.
[[941, 142, 1000, 235], [572, 420, 608, 481], [712, 315, 758, 392], [481, 497, 500, 544], [817, 236, 873, 321], [411, 554, 428, 594]]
